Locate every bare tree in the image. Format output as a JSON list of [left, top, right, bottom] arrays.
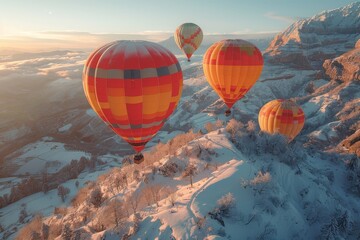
[[115, 171, 128, 190], [168, 139, 176, 156], [226, 119, 244, 139], [205, 122, 214, 133], [71, 185, 92, 207], [163, 187, 177, 207], [149, 184, 162, 207], [183, 163, 197, 187], [122, 171, 128, 186], [216, 193, 236, 217], [57, 185, 70, 202], [41, 223, 50, 240], [19, 203, 28, 224], [41, 171, 49, 194], [168, 193, 177, 207], [30, 231, 41, 240], [110, 199, 124, 227], [126, 191, 141, 214], [196, 216, 206, 229], [250, 171, 272, 185], [247, 120, 256, 132], [306, 81, 315, 94], [132, 170, 141, 182], [215, 119, 223, 129], [61, 224, 72, 240], [141, 186, 153, 206], [89, 188, 103, 208], [16, 214, 43, 240]]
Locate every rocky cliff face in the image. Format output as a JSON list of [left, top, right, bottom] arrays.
[[265, 2, 360, 69], [321, 39, 360, 156], [264, 2, 360, 157], [299, 39, 360, 157], [323, 39, 360, 82]]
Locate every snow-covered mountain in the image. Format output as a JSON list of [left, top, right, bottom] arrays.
[[1, 2, 360, 240], [265, 2, 360, 69]]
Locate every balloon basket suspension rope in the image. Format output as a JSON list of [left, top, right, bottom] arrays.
[[225, 109, 231, 117], [134, 152, 144, 164]]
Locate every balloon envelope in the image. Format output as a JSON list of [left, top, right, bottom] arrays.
[[174, 23, 203, 61], [83, 40, 183, 152], [203, 39, 263, 112], [258, 99, 305, 141]]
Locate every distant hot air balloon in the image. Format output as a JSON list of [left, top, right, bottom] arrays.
[[83, 40, 183, 164], [258, 99, 305, 141], [203, 39, 263, 116], [174, 23, 203, 62]]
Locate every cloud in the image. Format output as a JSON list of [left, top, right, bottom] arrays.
[[0, 50, 86, 128], [0, 50, 86, 79], [0, 31, 173, 52], [264, 12, 297, 23]]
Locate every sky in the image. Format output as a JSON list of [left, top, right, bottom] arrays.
[[0, 0, 357, 51]]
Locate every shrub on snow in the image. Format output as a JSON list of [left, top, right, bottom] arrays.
[[216, 193, 236, 217]]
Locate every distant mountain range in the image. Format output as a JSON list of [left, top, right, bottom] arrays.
[[159, 33, 275, 55]]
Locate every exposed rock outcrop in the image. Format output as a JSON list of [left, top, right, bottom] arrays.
[[340, 130, 360, 157], [323, 39, 360, 82]]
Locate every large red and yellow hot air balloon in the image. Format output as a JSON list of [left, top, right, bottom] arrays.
[[174, 23, 203, 62], [258, 99, 305, 141], [83, 40, 183, 163], [203, 39, 263, 116]]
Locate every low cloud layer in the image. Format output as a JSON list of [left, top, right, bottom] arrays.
[[0, 31, 173, 53], [0, 50, 87, 131]]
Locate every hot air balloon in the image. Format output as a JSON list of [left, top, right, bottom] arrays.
[[174, 23, 203, 62], [83, 40, 183, 164], [258, 99, 305, 141], [203, 39, 263, 116]]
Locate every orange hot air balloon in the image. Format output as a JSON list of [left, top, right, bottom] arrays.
[[83, 40, 183, 164], [258, 99, 305, 141], [203, 39, 263, 116], [174, 23, 203, 62]]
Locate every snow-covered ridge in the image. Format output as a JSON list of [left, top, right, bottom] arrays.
[[265, 2, 360, 69], [292, 2, 360, 35]]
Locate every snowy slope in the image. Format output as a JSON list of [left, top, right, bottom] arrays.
[[13, 129, 359, 240]]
